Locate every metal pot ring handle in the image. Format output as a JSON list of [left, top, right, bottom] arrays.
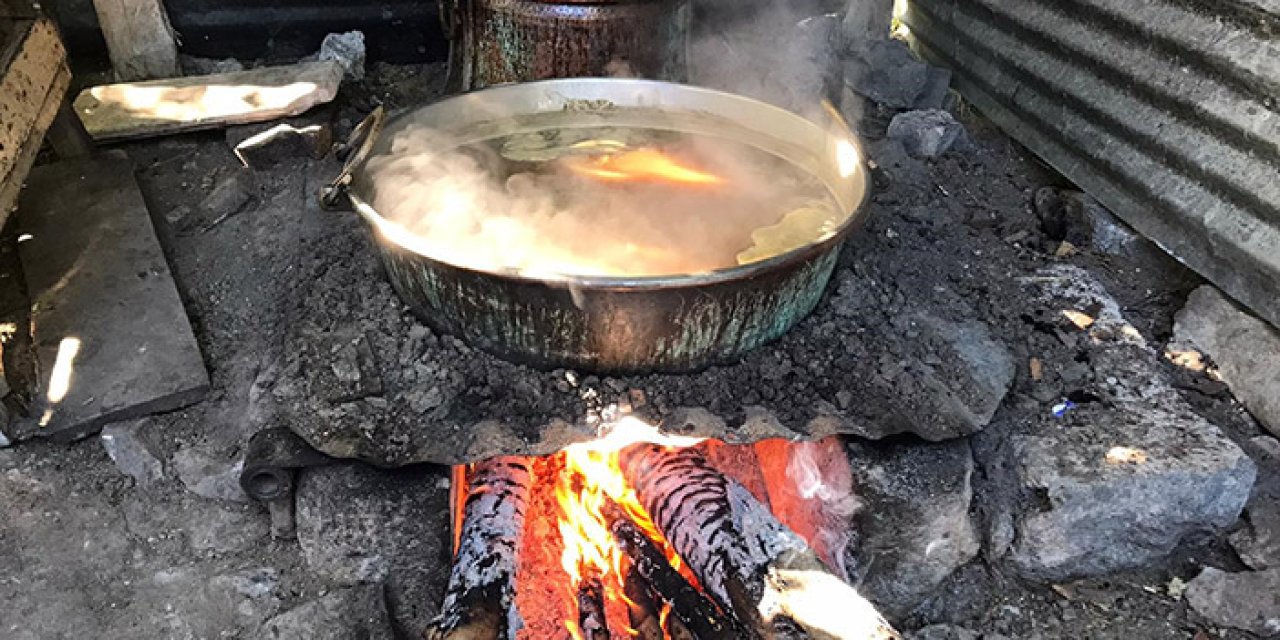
[[320, 105, 387, 210]]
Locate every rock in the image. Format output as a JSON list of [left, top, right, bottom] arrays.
[[199, 170, 255, 223], [318, 31, 366, 81], [887, 109, 965, 158], [180, 55, 244, 76], [312, 330, 383, 403], [911, 625, 1009, 640], [1185, 567, 1280, 637], [841, 0, 893, 51], [295, 463, 450, 636], [100, 419, 164, 486], [122, 490, 268, 553], [173, 445, 251, 503], [184, 501, 270, 553], [1034, 187, 1093, 247], [849, 438, 980, 617], [844, 39, 941, 109], [825, 272, 1015, 441], [1005, 267, 1256, 581], [233, 123, 333, 170], [258, 585, 394, 640], [1231, 497, 1280, 570], [1254, 435, 1280, 460], [223, 567, 279, 600], [1034, 188, 1169, 262], [1175, 286, 1280, 437]]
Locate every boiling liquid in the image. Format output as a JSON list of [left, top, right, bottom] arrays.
[[363, 123, 842, 278]]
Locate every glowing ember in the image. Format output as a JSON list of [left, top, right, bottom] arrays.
[[554, 417, 704, 639], [561, 148, 726, 186]]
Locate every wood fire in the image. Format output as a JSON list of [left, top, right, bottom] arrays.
[[427, 417, 901, 640]]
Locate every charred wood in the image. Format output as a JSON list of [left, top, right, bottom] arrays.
[[620, 445, 899, 640], [606, 503, 736, 640], [576, 574, 611, 640], [427, 457, 533, 640], [622, 564, 665, 640]]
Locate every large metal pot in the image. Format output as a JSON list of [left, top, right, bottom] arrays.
[[325, 78, 869, 373], [441, 0, 690, 91]]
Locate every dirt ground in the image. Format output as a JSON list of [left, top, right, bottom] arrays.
[[0, 61, 1275, 639]]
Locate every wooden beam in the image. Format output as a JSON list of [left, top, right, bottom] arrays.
[[0, 17, 69, 225], [90, 0, 178, 81], [73, 60, 346, 142]]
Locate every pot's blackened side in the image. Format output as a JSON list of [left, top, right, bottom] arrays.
[[376, 229, 845, 374]]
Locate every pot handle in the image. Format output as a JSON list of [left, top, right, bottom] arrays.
[[320, 105, 387, 210]]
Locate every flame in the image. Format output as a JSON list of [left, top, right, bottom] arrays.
[[554, 416, 704, 639], [562, 149, 725, 186]]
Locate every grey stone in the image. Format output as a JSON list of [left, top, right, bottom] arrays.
[[1006, 267, 1256, 581], [312, 330, 383, 403], [100, 419, 164, 486], [841, 0, 893, 51], [887, 109, 965, 158], [1175, 286, 1280, 438], [174, 445, 251, 503], [911, 625, 1009, 640], [184, 502, 270, 553], [295, 463, 450, 636], [224, 567, 279, 600], [844, 39, 932, 109], [1231, 498, 1280, 570], [318, 31, 366, 81], [121, 489, 267, 553], [200, 170, 255, 221], [1254, 436, 1280, 461], [10, 152, 210, 443], [258, 585, 394, 640], [233, 123, 333, 170], [849, 438, 980, 617], [1185, 567, 1280, 637], [180, 55, 244, 75]]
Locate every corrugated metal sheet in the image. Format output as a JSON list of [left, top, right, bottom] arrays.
[[903, 0, 1280, 328]]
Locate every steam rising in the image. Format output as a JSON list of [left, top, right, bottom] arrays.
[[362, 121, 837, 278], [689, 0, 843, 120]]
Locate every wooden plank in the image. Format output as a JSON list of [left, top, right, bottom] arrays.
[[0, 17, 68, 228], [90, 0, 178, 81], [74, 60, 346, 141], [9, 151, 209, 443], [1, 18, 67, 188], [0, 64, 66, 226]]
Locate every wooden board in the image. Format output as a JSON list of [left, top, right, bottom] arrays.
[[74, 60, 346, 141], [0, 17, 69, 227], [9, 151, 209, 443], [91, 0, 178, 80]]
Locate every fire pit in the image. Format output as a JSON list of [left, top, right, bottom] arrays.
[[430, 417, 898, 639], [324, 78, 869, 372]]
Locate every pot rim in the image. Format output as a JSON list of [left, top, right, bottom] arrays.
[[347, 77, 871, 291]]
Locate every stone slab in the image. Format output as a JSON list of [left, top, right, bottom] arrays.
[[8, 151, 208, 442], [1175, 285, 1280, 438], [1004, 267, 1256, 581]]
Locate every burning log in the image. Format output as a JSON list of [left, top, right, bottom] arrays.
[[427, 457, 533, 640], [620, 445, 900, 640], [622, 564, 665, 640], [606, 503, 736, 640], [576, 574, 611, 640]]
